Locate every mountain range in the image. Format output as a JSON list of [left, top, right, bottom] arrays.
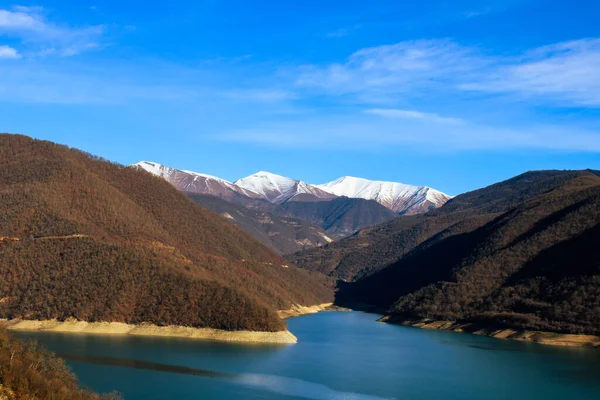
[[134, 161, 451, 214], [134, 161, 449, 253]]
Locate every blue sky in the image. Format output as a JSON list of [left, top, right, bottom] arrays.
[[1, 0, 599, 195]]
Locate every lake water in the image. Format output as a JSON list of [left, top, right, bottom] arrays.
[[13, 312, 600, 399]]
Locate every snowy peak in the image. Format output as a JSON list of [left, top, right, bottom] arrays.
[[134, 161, 262, 200], [134, 161, 449, 214], [136, 161, 228, 183], [235, 171, 297, 202], [235, 171, 335, 204], [316, 176, 451, 214]]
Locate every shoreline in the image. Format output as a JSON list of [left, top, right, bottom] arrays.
[[379, 316, 600, 348], [0, 319, 298, 344], [277, 302, 335, 319]]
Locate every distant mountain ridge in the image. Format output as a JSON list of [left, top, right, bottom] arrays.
[[134, 161, 449, 251], [135, 161, 262, 202], [316, 176, 451, 215], [235, 171, 336, 204], [134, 161, 450, 214]]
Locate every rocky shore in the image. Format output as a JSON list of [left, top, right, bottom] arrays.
[[379, 316, 600, 348], [0, 303, 349, 344], [277, 302, 335, 319], [0, 319, 298, 344]]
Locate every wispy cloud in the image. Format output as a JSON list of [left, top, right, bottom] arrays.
[[462, 8, 493, 19], [0, 6, 105, 56], [1, 3, 598, 156], [461, 39, 600, 106], [217, 114, 600, 152], [296, 40, 485, 99], [365, 109, 464, 125], [0, 44, 20, 59], [296, 38, 600, 108], [0, 61, 202, 104], [199, 54, 252, 66], [220, 89, 296, 102]]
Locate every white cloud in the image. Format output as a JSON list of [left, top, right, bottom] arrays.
[[0, 44, 20, 59], [0, 8, 43, 29], [461, 39, 600, 106], [296, 40, 485, 97], [463, 8, 493, 19], [220, 89, 296, 102], [365, 108, 464, 125], [217, 114, 600, 152], [296, 38, 600, 108], [0, 6, 104, 56], [0, 62, 202, 104]]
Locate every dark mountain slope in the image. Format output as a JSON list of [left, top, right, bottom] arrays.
[[186, 193, 334, 254], [287, 170, 599, 282], [436, 169, 600, 214], [287, 212, 494, 281], [220, 194, 399, 242], [0, 134, 333, 332], [337, 173, 600, 335], [275, 197, 398, 239]]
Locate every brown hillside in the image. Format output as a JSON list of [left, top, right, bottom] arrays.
[[0, 134, 333, 332], [336, 173, 600, 335], [0, 329, 119, 400]]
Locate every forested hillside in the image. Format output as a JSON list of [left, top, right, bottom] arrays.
[[0, 329, 118, 400], [333, 172, 600, 335], [0, 134, 333, 332]]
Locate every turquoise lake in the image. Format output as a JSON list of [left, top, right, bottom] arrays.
[[13, 312, 600, 399]]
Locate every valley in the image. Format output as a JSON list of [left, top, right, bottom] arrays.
[[2, 134, 598, 347], [1, 134, 599, 400], [2, 1, 599, 398]]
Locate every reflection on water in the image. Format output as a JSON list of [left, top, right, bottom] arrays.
[[58, 353, 233, 378], [13, 312, 600, 400], [234, 374, 395, 400], [59, 352, 395, 400], [437, 340, 511, 351]]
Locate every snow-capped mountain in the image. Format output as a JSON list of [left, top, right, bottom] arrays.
[[134, 161, 450, 215], [134, 161, 262, 201], [316, 176, 451, 215], [234, 171, 335, 204]]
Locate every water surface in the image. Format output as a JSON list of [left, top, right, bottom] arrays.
[[14, 312, 600, 399]]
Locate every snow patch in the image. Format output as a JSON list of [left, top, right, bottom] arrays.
[[316, 176, 450, 213]]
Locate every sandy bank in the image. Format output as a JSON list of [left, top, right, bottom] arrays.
[[379, 316, 600, 348], [277, 303, 334, 319], [0, 319, 297, 344]]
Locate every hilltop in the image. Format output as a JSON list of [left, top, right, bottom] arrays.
[[0, 134, 333, 334]]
